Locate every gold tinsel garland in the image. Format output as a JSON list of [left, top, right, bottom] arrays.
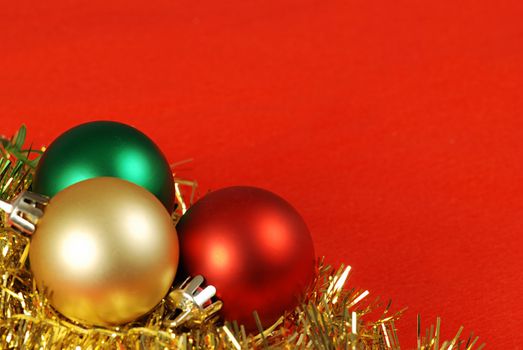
[[0, 127, 484, 349]]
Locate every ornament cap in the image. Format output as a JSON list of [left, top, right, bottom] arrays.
[[0, 191, 49, 234], [166, 275, 222, 328]]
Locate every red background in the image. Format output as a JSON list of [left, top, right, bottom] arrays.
[[1, 1, 522, 348]]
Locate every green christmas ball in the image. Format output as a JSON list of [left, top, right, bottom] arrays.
[[33, 121, 175, 211]]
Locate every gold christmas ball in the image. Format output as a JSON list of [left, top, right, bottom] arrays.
[[29, 177, 179, 326]]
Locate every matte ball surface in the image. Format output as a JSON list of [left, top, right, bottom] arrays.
[[33, 121, 175, 211], [176, 186, 315, 331], [29, 177, 179, 326]]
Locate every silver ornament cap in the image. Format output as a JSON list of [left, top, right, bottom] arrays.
[[0, 190, 49, 234], [167, 275, 222, 328]]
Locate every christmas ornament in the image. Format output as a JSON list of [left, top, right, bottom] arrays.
[[32, 121, 175, 211], [27, 177, 179, 326], [176, 186, 315, 331]]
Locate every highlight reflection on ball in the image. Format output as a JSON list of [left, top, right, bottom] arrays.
[[176, 186, 315, 331], [29, 177, 179, 326]]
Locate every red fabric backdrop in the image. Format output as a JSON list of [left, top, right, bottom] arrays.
[[1, 1, 522, 348]]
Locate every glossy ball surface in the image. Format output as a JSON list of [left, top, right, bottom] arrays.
[[33, 121, 175, 211], [176, 186, 315, 331], [29, 177, 179, 326]]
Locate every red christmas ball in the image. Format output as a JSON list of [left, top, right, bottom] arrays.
[[176, 186, 315, 331]]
